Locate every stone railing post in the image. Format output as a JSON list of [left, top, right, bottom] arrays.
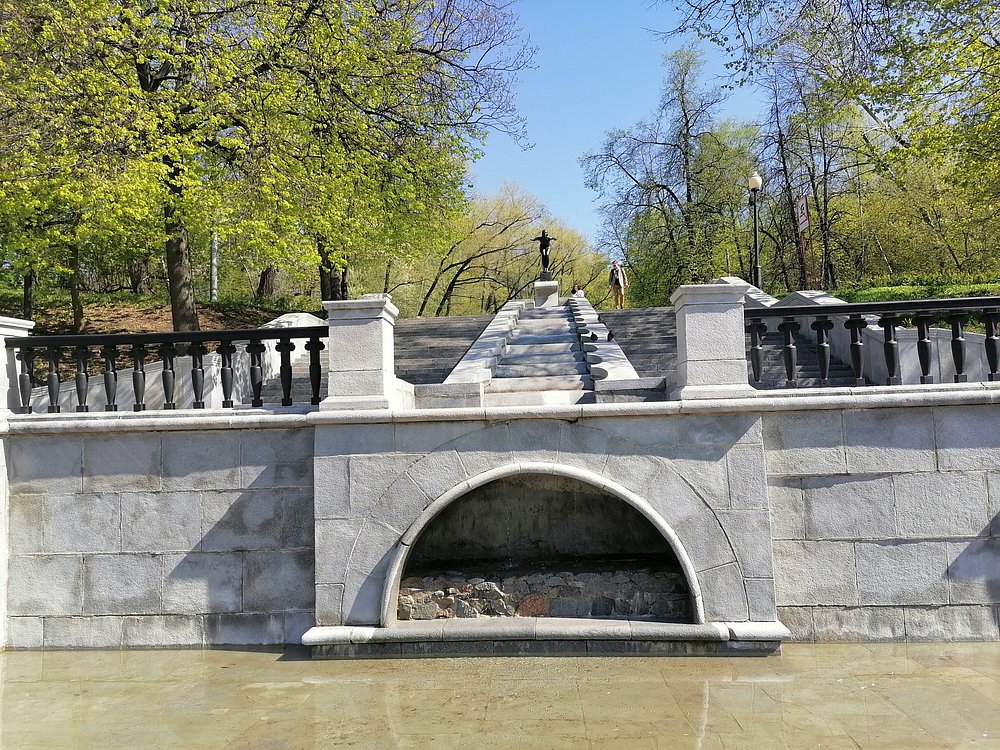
[[669, 282, 756, 400], [321, 294, 403, 410], [0, 316, 35, 411]]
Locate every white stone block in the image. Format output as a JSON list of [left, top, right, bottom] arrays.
[[314, 518, 362, 584], [533, 280, 559, 308], [844, 409, 936, 474], [8, 495, 44, 554], [315, 583, 345, 625], [855, 541, 949, 606], [44, 616, 123, 648], [745, 578, 778, 621], [406, 450, 468, 504], [122, 615, 204, 647], [935, 405, 1000, 470], [162, 552, 243, 614], [699, 563, 749, 621], [767, 479, 806, 540], [204, 613, 285, 645], [200, 489, 282, 551], [347, 453, 417, 517], [394, 420, 483, 453], [241, 428, 314, 488], [803, 475, 896, 540], [84, 553, 162, 615], [6, 616, 43, 648], [716, 511, 774, 577], [315, 423, 393, 457], [313, 455, 350, 519], [244, 549, 314, 611], [773, 541, 858, 606], [776, 606, 814, 641], [763, 411, 847, 476], [45, 493, 121, 554], [812, 606, 905, 642], [894, 472, 990, 538], [326, 368, 392, 397], [8, 436, 83, 494], [82, 434, 161, 492], [8, 555, 84, 615], [727, 444, 768, 509], [946, 539, 1000, 604], [904, 605, 999, 641], [121, 492, 201, 553], [162, 432, 240, 491]]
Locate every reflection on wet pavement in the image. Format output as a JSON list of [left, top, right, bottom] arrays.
[[2, 642, 1000, 748]]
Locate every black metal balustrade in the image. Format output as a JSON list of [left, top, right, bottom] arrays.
[[5, 327, 328, 414], [746, 297, 1000, 388]]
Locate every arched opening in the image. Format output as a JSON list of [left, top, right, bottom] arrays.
[[397, 473, 694, 623]]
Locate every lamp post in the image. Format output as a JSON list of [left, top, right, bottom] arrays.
[[748, 171, 763, 289]]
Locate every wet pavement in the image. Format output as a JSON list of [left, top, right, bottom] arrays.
[[2, 642, 1000, 748]]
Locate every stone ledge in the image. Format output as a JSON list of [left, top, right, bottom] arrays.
[[302, 617, 731, 646], [4, 380, 998, 433]]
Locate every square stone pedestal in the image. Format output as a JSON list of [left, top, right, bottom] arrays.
[[534, 280, 559, 308]]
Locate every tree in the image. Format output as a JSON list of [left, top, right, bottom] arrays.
[[0, 0, 533, 329], [582, 51, 756, 303]]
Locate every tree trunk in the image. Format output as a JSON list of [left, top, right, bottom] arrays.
[[22, 267, 34, 320], [163, 162, 199, 331], [69, 245, 85, 333], [255, 266, 279, 298], [129, 256, 153, 294]]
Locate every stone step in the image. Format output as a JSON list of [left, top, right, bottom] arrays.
[[507, 334, 579, 346], [494, 362, 591, 378], [484, 390, 596, 407], [486, 375, 593, 393], [506, 342, 581, 355], [514, 321, 576, 333], [501, 352, 585, 365]]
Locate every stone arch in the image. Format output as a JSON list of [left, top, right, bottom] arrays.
[[380, 461, 706, 626]]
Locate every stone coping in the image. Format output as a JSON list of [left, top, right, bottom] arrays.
[[303, 618, 734, 645], [4, 380, 997, 434], [302, 619, 790, 646]]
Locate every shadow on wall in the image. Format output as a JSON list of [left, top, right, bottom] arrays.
[[946, 516, 1000, 609], [165, 436, 316, 647]]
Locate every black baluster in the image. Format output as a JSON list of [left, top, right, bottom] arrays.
[[190, 341, 206, 408], [810, 316, 834, 386], [74, 345, 89, 412], [778, 317, 800, 387], [845, 316, 868, 386], [101, 344, 118, 411], [878, 314, 901, 385], [17, 346, 34, 414], [132, 343, 147, 411], [159, 342, 177, 410], [218, 340, 237, 408], [746, 319, 767, 384], [985, 310, 999, 382], [915, 314, 934, 384], [948, 312, 969, 383], [46, 346, 61, 413], [305, 336, 326, 405], [247, 340, 265, 407], [276, 337, 295, 406]]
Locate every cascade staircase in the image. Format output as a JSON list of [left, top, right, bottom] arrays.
[[483, 305, 595, 407]]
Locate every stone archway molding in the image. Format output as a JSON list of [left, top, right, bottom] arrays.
[[379, 460, 707, 627]]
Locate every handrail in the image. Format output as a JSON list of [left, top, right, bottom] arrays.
[[5, 326, 329, 414], [744, 296, 1000, 387], [745, 296, 1000, 318]]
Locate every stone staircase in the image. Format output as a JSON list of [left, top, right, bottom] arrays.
[[256, 314, 491, 404], [483, 305, 595, 407]]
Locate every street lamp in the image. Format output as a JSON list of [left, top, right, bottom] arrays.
[[748, 171, 763, 289]]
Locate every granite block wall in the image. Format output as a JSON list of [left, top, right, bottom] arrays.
[[767, 405, 1000, 641], [3, 427, 315, 648]]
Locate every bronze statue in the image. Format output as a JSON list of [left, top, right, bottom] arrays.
[[532, 230, 556, 279]]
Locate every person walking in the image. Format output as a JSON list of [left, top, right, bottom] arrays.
[[608, 260, 629, 309]]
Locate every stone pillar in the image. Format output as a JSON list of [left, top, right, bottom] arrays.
[[0, 316, 35, 411], [321, 294, 401, 410], [533, 279, 559, 308], [669, 283, 756, 400], [0, 316, 30, 648]]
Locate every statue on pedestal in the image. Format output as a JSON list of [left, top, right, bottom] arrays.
[[532, 229, 557, 281]]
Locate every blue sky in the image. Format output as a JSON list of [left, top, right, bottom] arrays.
[[468, 0, 764, 246]]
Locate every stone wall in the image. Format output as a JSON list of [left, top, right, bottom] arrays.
[[766, 404, 1000, 641], [313, 412, 777, 629], [399, 565, 690, 621], [3, 425, 315, 648]]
